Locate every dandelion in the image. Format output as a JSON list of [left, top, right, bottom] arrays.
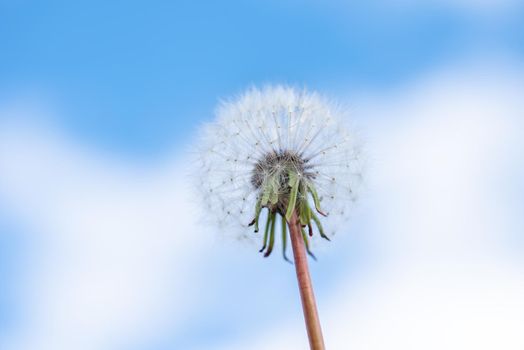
[[195, 85, 363, 350]]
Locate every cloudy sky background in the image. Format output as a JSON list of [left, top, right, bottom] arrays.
[[1, 1, 523, 349]]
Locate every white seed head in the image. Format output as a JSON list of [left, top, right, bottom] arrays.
[[195, 85, 363, 251]]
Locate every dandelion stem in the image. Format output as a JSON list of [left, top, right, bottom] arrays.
[[288, 211, 325, 350]]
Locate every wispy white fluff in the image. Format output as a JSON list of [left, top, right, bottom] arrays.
[[195, 86, 363, 246]]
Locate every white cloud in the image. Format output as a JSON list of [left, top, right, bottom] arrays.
[[0, 60, 522, 350], [0, 109, 209, 349], [212, 61, 524, 349]]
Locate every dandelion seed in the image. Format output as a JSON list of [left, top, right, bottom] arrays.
[[196, 85, 362, 252]]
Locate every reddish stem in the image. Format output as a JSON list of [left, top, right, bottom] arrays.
[[288, 211, 326, 350]]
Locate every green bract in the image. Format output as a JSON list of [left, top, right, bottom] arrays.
[[248, 151, 329, 260]]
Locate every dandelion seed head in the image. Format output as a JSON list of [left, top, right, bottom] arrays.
[[195, 85, 363, 251]]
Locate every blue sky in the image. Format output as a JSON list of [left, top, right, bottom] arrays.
[[0, 1, 523, 350], [2, 0, 522, 155]]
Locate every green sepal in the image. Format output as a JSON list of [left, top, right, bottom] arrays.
[[264, 211, 277, 257], [299, 194, 312, 226], [311, 210, 330, 241], [307, 182, 325, 216], [300, 226, 317, 260], [269, 177, 279, 205], [285, 172, 300, 221], [260, 181, 271, 207], [281, 214, 292, 263], [259, 211, 272, 252], [253, 198, 263, 232]]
